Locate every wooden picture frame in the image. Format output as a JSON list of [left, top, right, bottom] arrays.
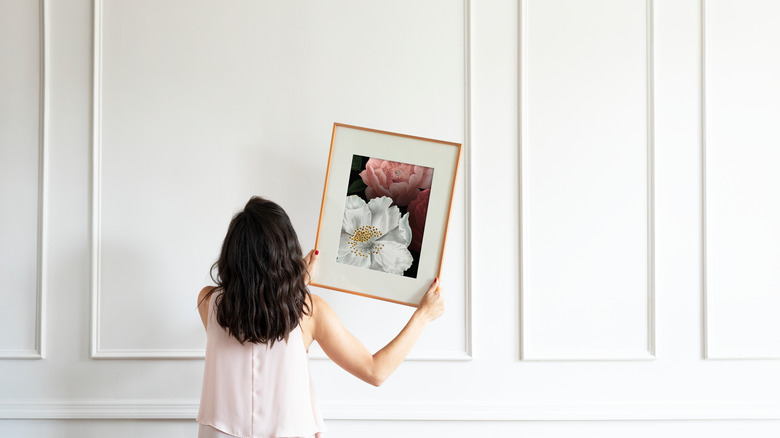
[[312, 123, 462, 307]]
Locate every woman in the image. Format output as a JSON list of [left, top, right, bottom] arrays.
[[196, 196, 444, 438]]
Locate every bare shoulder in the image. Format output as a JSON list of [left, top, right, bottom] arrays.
[[310, 293, 326, 308], [198, 286, 215, 307], [309, 294, 335, 319], [197, 286, 216, 315], [303, 294, 323, 323], [301, 294, 327, 347], [303, 294, 335, 334], [197, 286, 215, 330]]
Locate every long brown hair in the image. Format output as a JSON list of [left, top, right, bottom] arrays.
[[202, 196, 311, 346]]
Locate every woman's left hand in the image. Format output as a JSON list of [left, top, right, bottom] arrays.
[[303, 249, 319, 285]]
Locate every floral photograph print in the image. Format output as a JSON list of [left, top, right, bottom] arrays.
[[336, 155, 433, 278], [313, 123, 461, 307]]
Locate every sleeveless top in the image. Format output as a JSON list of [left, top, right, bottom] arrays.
[[197, 292, 326, 438]]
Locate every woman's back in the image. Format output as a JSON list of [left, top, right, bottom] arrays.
[[197, 289, 325, 438], [195, 196, 443, 437]]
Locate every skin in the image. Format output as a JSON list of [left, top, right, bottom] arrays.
[[197, 249, 445, 387]]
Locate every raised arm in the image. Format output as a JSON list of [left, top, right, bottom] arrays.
[[309, 279, 444, 387]]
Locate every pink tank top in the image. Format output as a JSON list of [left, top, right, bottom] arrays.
[[197, 292, 326, 438]]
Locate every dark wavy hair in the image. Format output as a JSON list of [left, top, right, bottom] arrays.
[[201, 196, 311, 346]]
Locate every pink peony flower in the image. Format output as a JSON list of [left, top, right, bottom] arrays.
[[407, 188, 430, 252], [359, 158, 433, 207]]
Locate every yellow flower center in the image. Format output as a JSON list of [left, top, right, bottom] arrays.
[[348, 225, 383, 258]]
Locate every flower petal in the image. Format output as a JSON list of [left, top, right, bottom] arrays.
[[398, 212, 412, 246], [358, 169, 370, 186], [367, 196, 399, 234], [372, 240, 414, 275], [408, 172, 422, 189], [388, 181, 410, 197], [336, 249, 372, 269], [370, 168, 390, 195], [367, 195, 392, 212], [388, 182, 417, 206], [369, 256, 384, 272], [416, 166, 434, 189], [337, 231, 353, 259], [342, 196, 370, 235], [380, 212, 412, 247], [345, 194, 366, 210], [336, 232, 371, 269]]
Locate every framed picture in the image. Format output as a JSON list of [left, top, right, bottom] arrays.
[[312, 123, 461, 307]]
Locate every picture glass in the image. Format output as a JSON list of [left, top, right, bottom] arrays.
[[336, 154, 434, 278]]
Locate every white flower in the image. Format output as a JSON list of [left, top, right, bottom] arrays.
[[337, 195, 414, 275]]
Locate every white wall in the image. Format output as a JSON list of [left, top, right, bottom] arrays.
[[2, 0, 780, 436]]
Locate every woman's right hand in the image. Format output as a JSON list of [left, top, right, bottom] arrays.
[[414, 278, 445, 323]]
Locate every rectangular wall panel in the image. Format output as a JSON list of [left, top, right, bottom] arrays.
[[520, 0, 654, 360], [92, 0, 469, 359], [0, 0, 44, 359], [704, 0, 780, 359]]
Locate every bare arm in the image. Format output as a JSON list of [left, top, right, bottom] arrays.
[[310, 276, 444, 386]]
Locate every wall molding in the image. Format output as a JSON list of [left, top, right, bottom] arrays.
[[519, 351, 656, 362], [89, 0, 473, 360], [90, 349, 474, 361], [517, 0, 656, 361], [4, 399, 780, 421], [89, 0, 104, 359], [89, 349, 206, 360], [0, 0, 48, 361], [700, 0, 780, 361], [462, 0, 474, 362], [310, 350, 473, 362], [700, 0, 710, 361]]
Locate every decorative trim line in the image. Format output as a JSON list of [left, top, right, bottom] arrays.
[[645, 0, 657, 360], [705, 354, 780, 361], [89, 0, 103, 359], [462, 0, 474, 362], [309, 350, 472, 362], [89, 0, 473, 361], [701, 0, 709, 361], [36, 0, 48, 361], [91, 349, 474, 361], [321, 400, 780, 421], [520, 351, 656, 362], [517, 0, 656, 361], [4, 399, 780, 421], [91, 349, 205, 360], [1, 0, 48, 361], [0, 400, 197, 420], [700, 0, 780, 361], [0, 350, 44, 360]]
